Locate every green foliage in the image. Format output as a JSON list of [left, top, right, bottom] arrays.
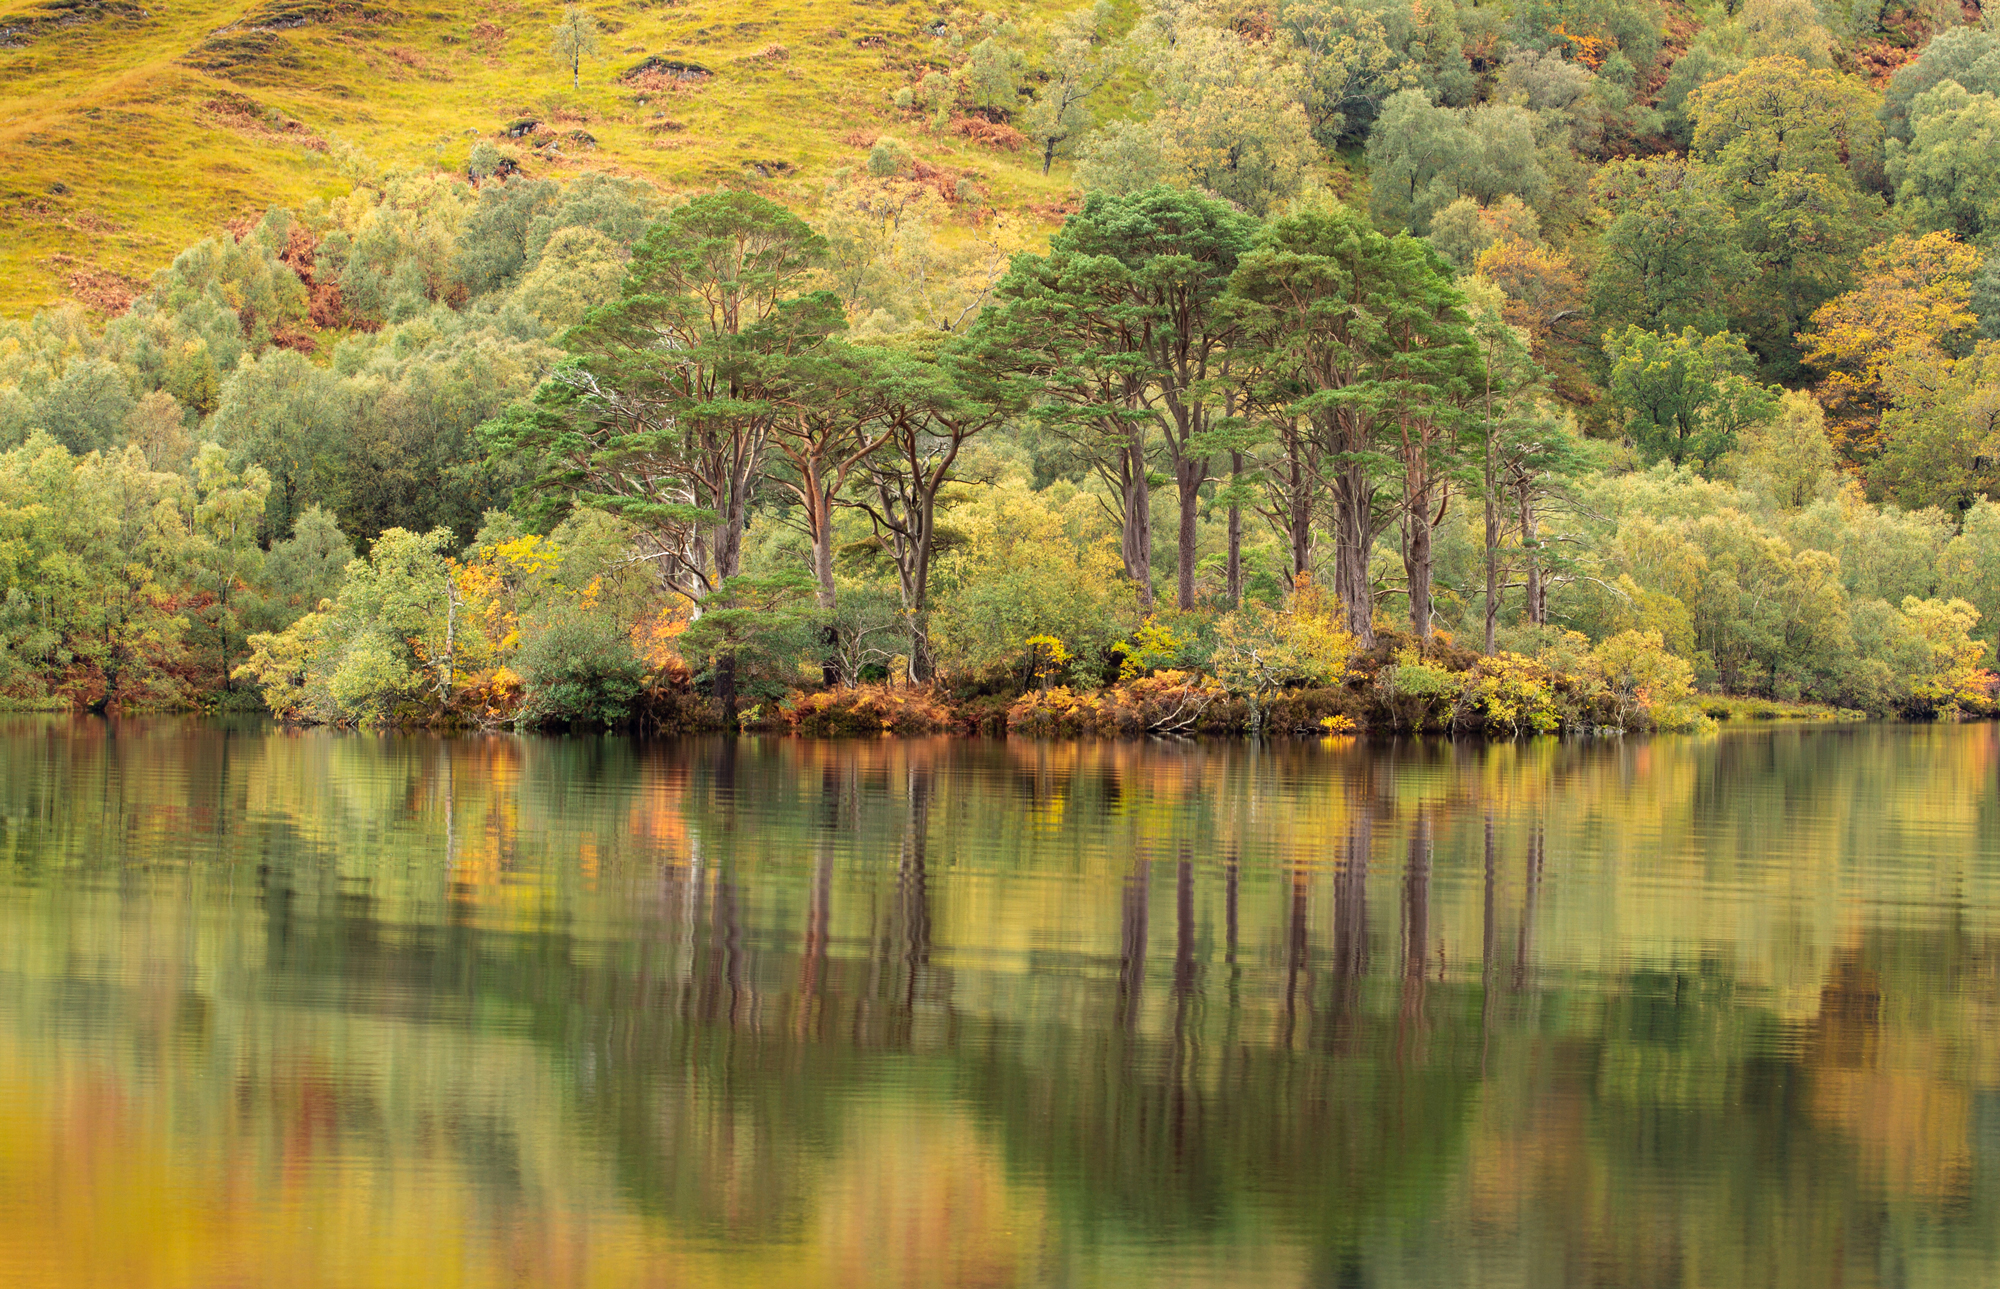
[[452, 177, 560, 297], [515, 608, 645, 727], [35, 359, 136, 456], [0, 433, 196, 709], [1366, 90, 1551, 235], [1017, 4, 1118, 174], [1885, 81, 2000, 249], [1590, 158, 1752, 336], [237, 526, 465, 725], [1881, 25, 2000, 145], [4, 112, 1997, 741], [931, 480, 1136, 675], [1605, 326, 1779, 472], [1870, 341, 2000, 511], [676, 571, 820, 703], [263, 504, 353, 616], [1279, 0, 1424, 147], [1381, 647, 1464, 729], [1733, 390, 1836, 508], [1073, 7, 1322, 214]]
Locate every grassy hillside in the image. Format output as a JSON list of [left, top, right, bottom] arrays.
[[0, 0, 1079, 318]]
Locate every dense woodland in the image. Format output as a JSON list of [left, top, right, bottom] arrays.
[[2, 0, 1998, 733]]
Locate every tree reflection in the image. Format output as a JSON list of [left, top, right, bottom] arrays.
[[2, 719, 1999, 1286]]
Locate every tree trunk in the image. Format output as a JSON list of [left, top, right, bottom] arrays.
[[906, 514, 936, 683], [1121, 434, 1154, 613], [1226, 450, 1243, 608], [713, 509, 745, 588], [1331, 459, 1376, 647], [1517, 482, 1545, 626], [716, 650, 739, 727], [812, 487, 839, 686], [1288, 456, 1313, 583], [1405, 510, 1434, 642], [1174, 453, 1205, 612], [1483, 383, 1500, 656], [1484, 484, 1500, 656]]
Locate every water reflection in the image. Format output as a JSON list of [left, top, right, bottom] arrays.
[[0, 721, 1997, 1287]]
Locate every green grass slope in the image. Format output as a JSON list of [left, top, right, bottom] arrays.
[[0, 0, 1078, 317]]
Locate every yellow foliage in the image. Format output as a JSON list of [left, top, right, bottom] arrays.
[[1024, 634, 1071, 688], [1117, 616, 1185, 681], [1212, 575, 1355, 697], [1901, 597, 1988, 714], [1802, 232, 1982, 459], [1591, 629, 1699, 729], [1469, 652, 1561, 736]]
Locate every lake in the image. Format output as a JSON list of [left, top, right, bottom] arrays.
[[1, 719, 1997, 1287]]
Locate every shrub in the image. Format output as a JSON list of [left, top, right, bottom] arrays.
[[1379, 648, 1465, 731], [1468, 653, 1561, 736], [516, 611, 646, 727], [1261, 686, 1365, 735], [1591, 629, 1699, 730]]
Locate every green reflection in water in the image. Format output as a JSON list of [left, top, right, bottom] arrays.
[[0, 720, 1997, 1288]]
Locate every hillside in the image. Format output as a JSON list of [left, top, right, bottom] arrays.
[[0, 0, 1078, 318]]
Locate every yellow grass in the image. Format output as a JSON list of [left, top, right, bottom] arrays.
[[0, 0, 1084, 318]]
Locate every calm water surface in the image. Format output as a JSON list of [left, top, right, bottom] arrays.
[[1, 720, 1998, 1287]]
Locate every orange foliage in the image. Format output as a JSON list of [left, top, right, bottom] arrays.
[[1549, 23, 1609, 69], [1007, 671, 1234, 737], [949, 117, 1028, 151], [782, 684, 953, 735]]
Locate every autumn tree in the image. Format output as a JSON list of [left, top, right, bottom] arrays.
[[1018, 4, 1119, 175], [1800, 231, 1982, 461], [1077, 19, 1317, 215]]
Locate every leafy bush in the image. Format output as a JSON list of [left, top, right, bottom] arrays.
[[1468, 653, 1561, 735], [515, 610, 645, 727], [1591, 628, 1700, 730], [1379, 648, 1466, 731]]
